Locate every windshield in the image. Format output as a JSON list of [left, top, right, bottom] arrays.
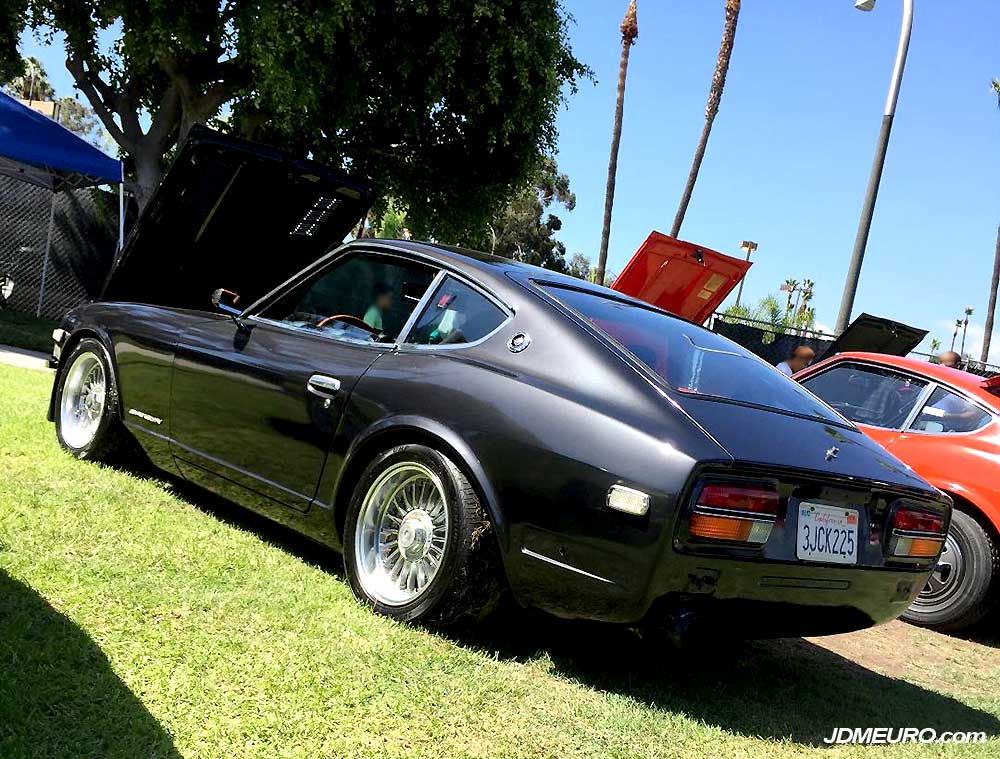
[[542, 284, 843, 424]]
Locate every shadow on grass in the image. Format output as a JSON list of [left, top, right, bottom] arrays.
[[0, 571, 180, 759], [142, 474, 1000, 747], [449, 609, 1000, 746]]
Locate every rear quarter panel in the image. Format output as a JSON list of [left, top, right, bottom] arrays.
[[887, 423, 1000, 534], [322, 292, 728, 619]]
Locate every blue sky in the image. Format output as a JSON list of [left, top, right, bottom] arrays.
[[554, 0, 999, 357], [18, 1, 1000, 357]]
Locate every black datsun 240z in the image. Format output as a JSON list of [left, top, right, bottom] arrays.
[[48, 128, 950, 638]]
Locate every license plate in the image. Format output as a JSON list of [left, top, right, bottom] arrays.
[[796, 503, 859, 565]]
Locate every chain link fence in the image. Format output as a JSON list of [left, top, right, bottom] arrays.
[[712, 313, 1000, 378], [0, 176, 119, 319], [710, 314, 835, 366]]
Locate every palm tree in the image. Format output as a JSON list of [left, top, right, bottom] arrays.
[[670, 0, 742, 238], [951, 319, 962, 352], [596, 1, 639, 286], [929, 337, 942, 355], [781, 278, 798, 314], [5, 56, 55, 102], [983, 80, 999, 364], [961, 306, 974, 357], [984, 226, 1000, 365]]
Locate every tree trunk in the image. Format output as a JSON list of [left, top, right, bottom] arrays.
[[982, 225, 1000, 365], [131, 147, 166, 213], [670, 0, 741, 239], [596, 1, 638, 287]]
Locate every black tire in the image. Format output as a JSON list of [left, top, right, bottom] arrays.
[[343, 444, 503, 626], [54, 338, 130, 463], [902, 510, 1000, 633]]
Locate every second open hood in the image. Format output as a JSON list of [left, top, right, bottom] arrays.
[[102, 126, 371, 311], [820, 313, 927, 360], [611, 232, 751, 324]]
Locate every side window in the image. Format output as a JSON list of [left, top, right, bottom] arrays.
[[801, 364, 927, 429], [405, 277, 507, 347], [260, 253, 436, 343], [908, 388, 993, 434]]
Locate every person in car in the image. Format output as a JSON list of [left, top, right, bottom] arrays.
[[363, 282, 394, 331], [776, 345, 816, 377]]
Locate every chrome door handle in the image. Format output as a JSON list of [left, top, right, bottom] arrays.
[[307, 374, 342, 397]]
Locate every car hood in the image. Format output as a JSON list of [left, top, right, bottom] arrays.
[[611, 232, 751, 324], [673, 396, 936, 495], [820, 313, 927, 360], [102, 126, 371, 312]]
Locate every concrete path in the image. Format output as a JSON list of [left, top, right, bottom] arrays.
[[0, 344, 51, 371]]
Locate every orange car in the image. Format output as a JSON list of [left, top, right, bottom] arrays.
[[798, 353, 1000, 632]]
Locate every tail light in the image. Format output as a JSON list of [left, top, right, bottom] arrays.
[[689, 482, 779, 545], [888, 505, 947, 559]]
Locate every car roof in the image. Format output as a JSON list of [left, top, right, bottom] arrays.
[[352, 238, 678, 313], [805, 351, 1000, 409]]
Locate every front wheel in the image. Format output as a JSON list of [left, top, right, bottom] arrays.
[[343, 444, 502, 626], [902, 510, 999, 633], [54, 338, 129, 462]]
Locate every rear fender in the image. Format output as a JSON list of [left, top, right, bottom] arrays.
[[933, 480, 1000, 538], [329, 415, 508, 553]]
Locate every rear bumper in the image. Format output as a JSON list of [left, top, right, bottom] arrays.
[[642, 553, 926, 637], [510, 530, 931, 636]]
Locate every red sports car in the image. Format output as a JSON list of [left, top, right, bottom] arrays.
[[798, 353, 1000, 632]]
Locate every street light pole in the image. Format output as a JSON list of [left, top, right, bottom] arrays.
[[834, 0, 914, 334], [736, 240, 757, 306]]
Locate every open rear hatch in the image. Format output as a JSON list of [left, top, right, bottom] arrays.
[[820, 313, 927, 360], [102, 126, 371, 311], [611, 232, 751, 324]]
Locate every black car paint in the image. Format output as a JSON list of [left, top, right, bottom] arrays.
[[49, 239, 948, 634]]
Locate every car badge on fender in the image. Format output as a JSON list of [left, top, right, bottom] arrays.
[[825, 446, 840, 461]]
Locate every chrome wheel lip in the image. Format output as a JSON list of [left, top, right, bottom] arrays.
[[59, 351, 106, 450], [354, 461, 449, 607], [913, 531, 965, 613]]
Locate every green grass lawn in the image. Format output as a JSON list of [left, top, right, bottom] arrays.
[[0, 309, 57, 354], [1, 361, 999, 758]]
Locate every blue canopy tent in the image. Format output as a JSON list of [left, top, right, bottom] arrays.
[[0, 91, 124, 315]]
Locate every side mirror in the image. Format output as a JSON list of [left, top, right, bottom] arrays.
[[211, 288, 242, 316]]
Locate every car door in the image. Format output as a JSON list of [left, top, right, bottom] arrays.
[[169, 250, 438, 512], [885, 386, 996, 484]]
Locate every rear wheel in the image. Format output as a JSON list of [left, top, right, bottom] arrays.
[[902, 510, 999, 632], [344, 444, 502, 626], [54, 338, 129, 462]]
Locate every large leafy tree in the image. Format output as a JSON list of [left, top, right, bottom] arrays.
[[489, 157, 576, 271], [0, 1, 588, 243]]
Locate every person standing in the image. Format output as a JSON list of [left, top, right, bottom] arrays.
[[776, 345, 816, 377], [936, 351, 961, 369]]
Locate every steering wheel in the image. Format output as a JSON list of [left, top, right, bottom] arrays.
[[315, 314, 379, 334]]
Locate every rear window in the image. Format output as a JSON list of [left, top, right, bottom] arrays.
[[542, 284, 843, 424]]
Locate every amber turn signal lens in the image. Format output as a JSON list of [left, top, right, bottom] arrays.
[[894, 536, 944, 558], [690, 513, 753, 541]]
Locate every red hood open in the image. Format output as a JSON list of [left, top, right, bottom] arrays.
[[611, 232, 751, 324]]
